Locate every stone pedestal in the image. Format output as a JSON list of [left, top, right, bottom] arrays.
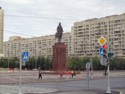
[[52, 43, 67, 71]]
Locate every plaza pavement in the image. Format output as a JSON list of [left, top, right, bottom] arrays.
[[0, 85, 120, 94], [0, 69, 125, 94], [0, 70, 125, 84]]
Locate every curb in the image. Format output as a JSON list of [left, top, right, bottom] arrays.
[[42, 89, 121, 94]]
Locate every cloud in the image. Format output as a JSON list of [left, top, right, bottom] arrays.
[[3, 0, 33, 4], [1, 0, 125, 41]]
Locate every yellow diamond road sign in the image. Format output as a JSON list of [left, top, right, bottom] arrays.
[[98, 36, 106, 46]]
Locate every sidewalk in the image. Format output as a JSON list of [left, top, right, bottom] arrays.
[[0, 85, 120, 94]]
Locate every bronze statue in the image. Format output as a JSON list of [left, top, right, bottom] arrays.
[[55, 22, 63, 43]]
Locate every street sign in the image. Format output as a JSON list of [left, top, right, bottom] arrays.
[[22, 52, 29, 62], [86, 62, 91, 70], [99, 47, 103, 56], [100, 56, 108, 66], [98, 36, 107, 46]]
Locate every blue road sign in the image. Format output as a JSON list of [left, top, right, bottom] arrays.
[[99, 47, 103, 56], [22, 52, 29, 62]]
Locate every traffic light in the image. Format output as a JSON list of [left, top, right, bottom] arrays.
[[108, 53, 114, 60], [100, 44, 109, 66], [102, 44, 109, 63], [102, 48, 109, 76], [103, 49, 108, 59]]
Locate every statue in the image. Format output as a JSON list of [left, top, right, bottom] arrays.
[[53, 22, 66, 71], [55, 22, 63, 43]]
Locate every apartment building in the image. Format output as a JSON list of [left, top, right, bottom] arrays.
[[4, 13, 125, 58], [71, 13, 125, 57], [3, 32, 71, 58], [0, 7, 4, 57]]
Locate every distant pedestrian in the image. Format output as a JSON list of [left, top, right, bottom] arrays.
[[71, 70, 74, 78], [73, 71, 76, 77], [38, 71, 42, 79], [66, 70, 70, 80], [60, 71, 64, 79], [38, 67, 42, 79]]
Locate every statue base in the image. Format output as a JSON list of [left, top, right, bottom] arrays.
[[52, 43, 67, 71]]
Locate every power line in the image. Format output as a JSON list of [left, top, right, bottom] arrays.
[[4, 14, 78, 20], [4, 29, 34, 37]]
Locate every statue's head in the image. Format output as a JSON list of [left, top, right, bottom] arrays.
[[59, 22, 61, 26]]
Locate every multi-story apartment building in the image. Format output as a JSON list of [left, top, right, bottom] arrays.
[[0, 7, 4, 57], [3, 32, 71, 58], [3, 13, 125, 58], [71, 13, 125, 57]]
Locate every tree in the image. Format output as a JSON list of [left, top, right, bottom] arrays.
[[44, 56, 51, 70]]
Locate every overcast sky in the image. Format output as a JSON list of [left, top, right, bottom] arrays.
[[1, 0, 125, 41]]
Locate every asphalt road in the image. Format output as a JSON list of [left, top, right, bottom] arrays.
[[21, 77, 125, 91]]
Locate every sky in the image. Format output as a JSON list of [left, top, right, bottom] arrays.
[[1, 0, 125, 41]]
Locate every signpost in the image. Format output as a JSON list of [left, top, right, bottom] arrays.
[[86, 62, 91, 90], [19, 52, 29, 94], [98, 36, 111, 94], [90, 58, 93, 79]]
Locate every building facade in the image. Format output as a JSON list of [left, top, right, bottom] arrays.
[[0, 7, 4, 57], [71, 13, 125, 57], [3, 33, 71, 58]]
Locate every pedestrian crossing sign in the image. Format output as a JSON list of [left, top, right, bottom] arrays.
[[99, 47, 103, 56], [22, 52, 29, 62]]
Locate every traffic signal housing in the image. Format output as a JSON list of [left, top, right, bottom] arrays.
[[103, 49, 109, 63]]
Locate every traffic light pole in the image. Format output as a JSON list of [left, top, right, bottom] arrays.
[[98, 36, 111, 93], [106, 63, 111, 94], [106, 45, 111, 94]]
